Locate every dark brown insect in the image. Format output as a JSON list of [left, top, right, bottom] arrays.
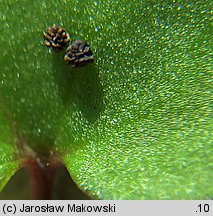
[[64, 40, 95, 67], [43, 25, 70, 50]]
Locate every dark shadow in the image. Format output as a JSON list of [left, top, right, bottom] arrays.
[[0, 166, 91, 200], [52, 52, 104, 123], [53, 166, 91, 200], [0, 168, 31, 200]]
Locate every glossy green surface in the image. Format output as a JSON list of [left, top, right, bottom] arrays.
[[0, 0, 212, 199], [0, 104, 20, 191]]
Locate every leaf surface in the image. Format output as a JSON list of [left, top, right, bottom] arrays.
[[0, 106, 20, 191]]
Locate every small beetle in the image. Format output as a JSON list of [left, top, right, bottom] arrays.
[[64, 40, 95, 67], [43, 25, 70, 50]]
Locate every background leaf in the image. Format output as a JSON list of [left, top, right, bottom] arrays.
[[0, 0, 212, 199], [0, 103, 20, 191]]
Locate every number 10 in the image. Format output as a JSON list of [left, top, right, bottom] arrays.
[[198, 204, 209, 213]]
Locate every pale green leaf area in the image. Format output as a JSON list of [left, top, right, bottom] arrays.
[[0, 107, 20, 191], [0, 0, 212, 199]]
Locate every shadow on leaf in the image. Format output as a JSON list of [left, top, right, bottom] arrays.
[[52, 52, 104, 123]]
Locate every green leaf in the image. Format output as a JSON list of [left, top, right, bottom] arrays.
[[56, 0, 213, 199], [0, 103, 20, 191], [0, 0, 212, 199]]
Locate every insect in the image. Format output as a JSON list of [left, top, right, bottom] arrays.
[[64, 40, 95, 67], [43, 25, 70, 50]]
